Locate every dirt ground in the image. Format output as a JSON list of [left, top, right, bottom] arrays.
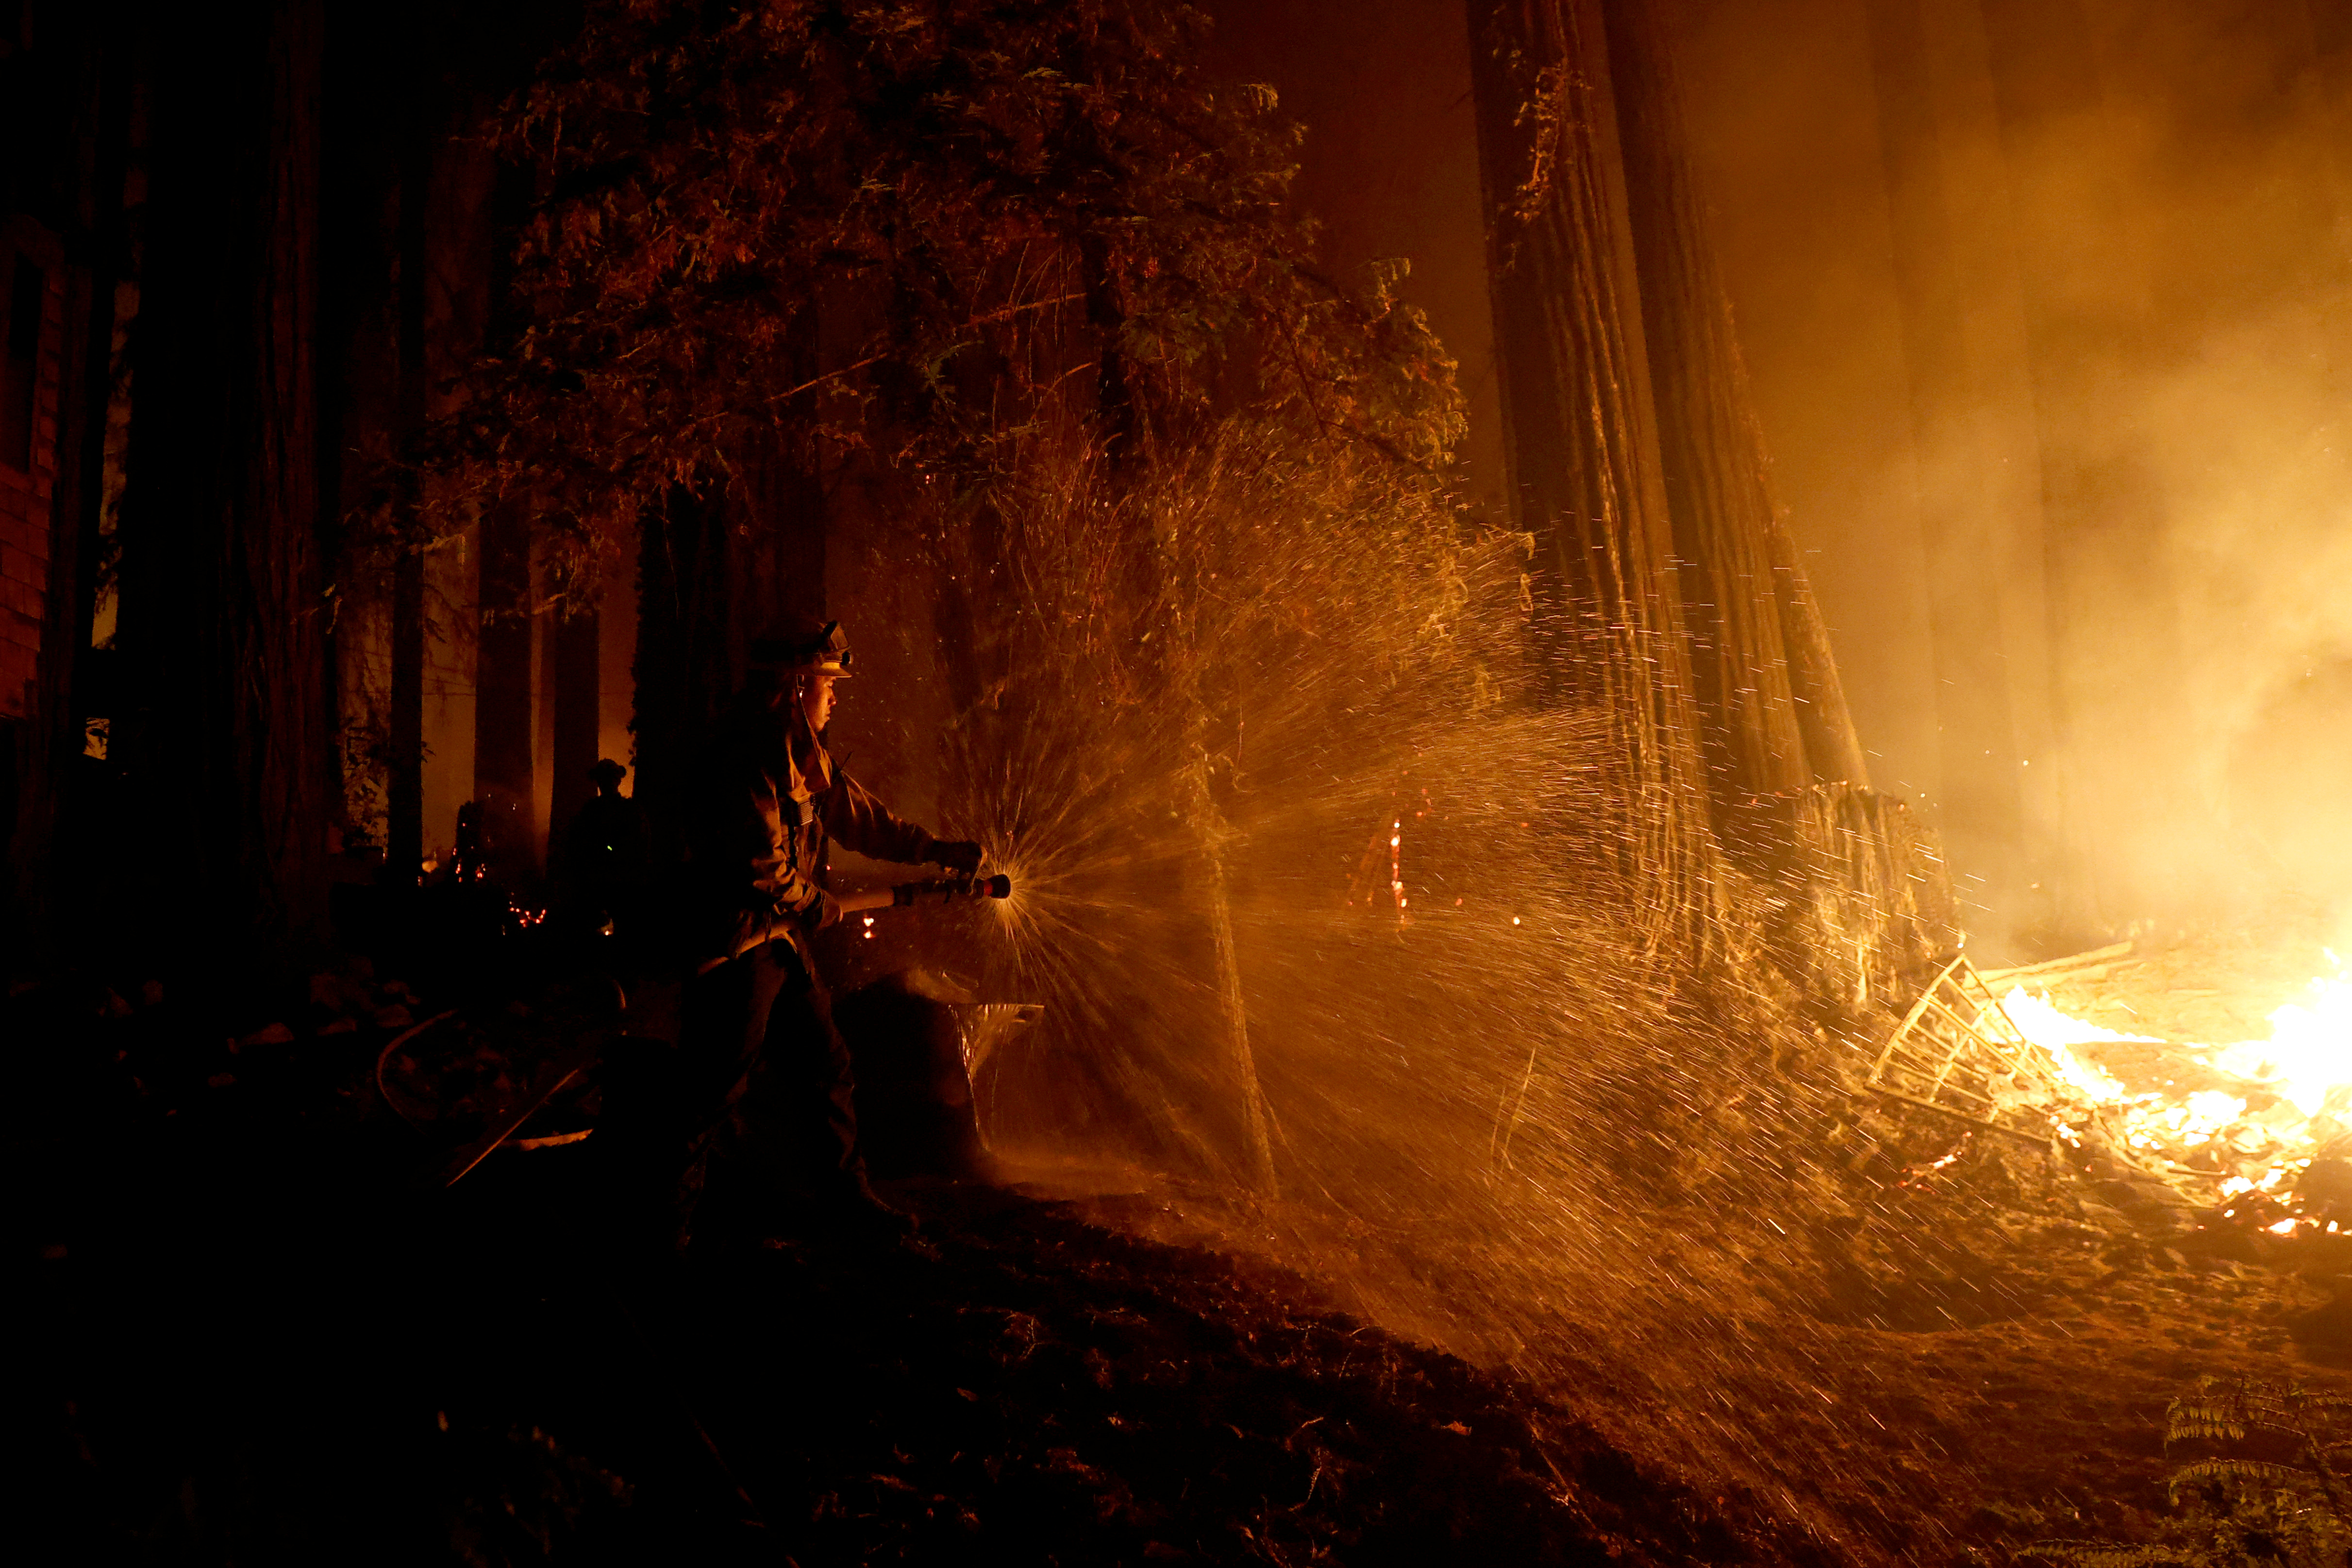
[[1032, 1134, 2352, 1566], [15, 946, 2352, 1566], [13, 1119, 1758, 1564]]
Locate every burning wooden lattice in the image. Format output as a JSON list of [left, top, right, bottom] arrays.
[[1867, 952, 2067, 1141]]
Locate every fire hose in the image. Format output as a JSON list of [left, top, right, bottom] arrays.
[[688, 874, 1011, 978], [834, 872, 1014, 914]]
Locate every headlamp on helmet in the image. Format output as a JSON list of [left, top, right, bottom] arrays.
[[750, 618, 855, 677]]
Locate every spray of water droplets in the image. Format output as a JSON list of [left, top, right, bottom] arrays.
[[847, 430, 1961, 1553]]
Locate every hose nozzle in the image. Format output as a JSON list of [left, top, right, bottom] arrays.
[[891, 873, 1013, 906]]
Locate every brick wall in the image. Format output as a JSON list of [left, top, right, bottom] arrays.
[[0, 229, 62, 721]]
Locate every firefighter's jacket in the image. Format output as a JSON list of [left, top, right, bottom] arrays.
[[687, 707, 945, 967]]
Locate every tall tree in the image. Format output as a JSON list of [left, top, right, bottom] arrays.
[[1, 6, 134, 957], [1468, 0, 1958, 1006], [386, 41, 431, 885], [119, 0, 333, 952], [1465, 0, 1719, 955], [1602, 0, 1870, 803]]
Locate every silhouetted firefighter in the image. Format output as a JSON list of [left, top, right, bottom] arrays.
[[557, 758, 651, 941], [605, 617, 982, 1254]]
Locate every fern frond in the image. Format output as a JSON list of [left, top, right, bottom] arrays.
[[2196, 1376, 2293, 1399], [2184, 1376, 2299, 1411], [2165, 1389, 2313, 1443], [2164, 1398, 2247, 1442], [2017, 1540, 2201, 1568], [2168, 1459, 2324, 1501]]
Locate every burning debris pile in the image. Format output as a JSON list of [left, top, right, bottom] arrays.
[[1870, 932, 2352, 1242]]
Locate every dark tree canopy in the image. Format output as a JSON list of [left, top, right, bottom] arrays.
[[395, 0, 1465, 570]]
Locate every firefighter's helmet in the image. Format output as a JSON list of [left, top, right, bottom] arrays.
[[750, 616, 855, 677]]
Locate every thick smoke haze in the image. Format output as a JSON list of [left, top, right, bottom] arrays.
[[1191, 0, 2352, 957], [1685, 0, 2352, 950], [1219, 0, 2352, 956]]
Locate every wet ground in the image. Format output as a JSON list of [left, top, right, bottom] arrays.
[[1027, 1135, 2352, 1566], [17, 956, 2352, 1565]]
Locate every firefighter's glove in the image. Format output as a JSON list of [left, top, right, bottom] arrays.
[[932, 840, 984, 876], [798, 889, 842, 932]]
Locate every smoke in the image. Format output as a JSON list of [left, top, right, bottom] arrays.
[[1681, 0, 2352, 944]]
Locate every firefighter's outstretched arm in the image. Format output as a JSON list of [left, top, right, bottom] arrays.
[[824, 770, 981, 874]]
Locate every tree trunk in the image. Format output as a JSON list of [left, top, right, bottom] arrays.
[[1465, 0, 1718, 956], [631, 485, 733, 840], [385, 56, 429, 884], [1598, 0, 1952, 1003], [1084, 236, 1275, 1192], [236, 0, 333, 938], [550, 604, 600, 850], [6, 14, 133, 960], [120, 1, 331, 954], [475, 498, 535, 880], [1601, 0, 1868, 803], [388, 548, 424, 873], [1766, 519, 1872, 789], [1178, 701, 1277, 1194]]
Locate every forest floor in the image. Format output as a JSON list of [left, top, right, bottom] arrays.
[[13, 940, 2352, 1567]]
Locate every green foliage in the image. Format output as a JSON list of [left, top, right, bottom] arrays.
[[393, 0, 1465, 590]]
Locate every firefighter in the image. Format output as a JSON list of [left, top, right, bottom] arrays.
[[648, 616, 981, 1249], [558, 758, 652, 940]]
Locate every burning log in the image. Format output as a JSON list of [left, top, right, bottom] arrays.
[[1974, 940, 2137, 987]]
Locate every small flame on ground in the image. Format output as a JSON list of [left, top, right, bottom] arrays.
[[1386, 821, 1412, 920], [1899, 1134, 1972, 1188], [1993, 987, 2140, 1101]]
